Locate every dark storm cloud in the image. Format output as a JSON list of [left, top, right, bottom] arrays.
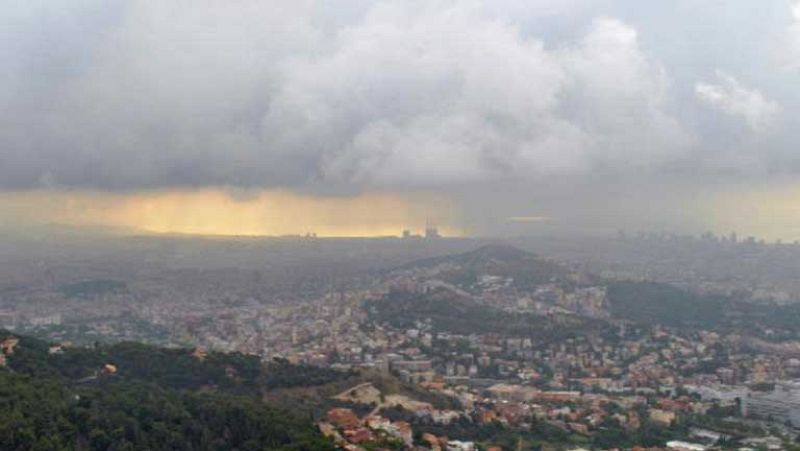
[[1, 0, 798, 191]]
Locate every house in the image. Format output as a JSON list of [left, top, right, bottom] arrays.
[[666, 441, 707, 451], [326, 408, 361, 430], [192, 347, 207, 361], [1, 337, 19, 354], [421, 433, 442, 451], [393, 421, 413, 447], [343, 427, 374, 444], [447, 440, 476, 451], [649, 408, 676, 426]]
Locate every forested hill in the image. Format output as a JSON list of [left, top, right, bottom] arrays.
[[607, 281, 800, 334], [0, 332, 343, 450], [387, 244, 800, 336], [367, 288, 605, 340], [394, 243, 593, 289]]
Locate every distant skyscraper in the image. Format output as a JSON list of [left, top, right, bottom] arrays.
[[424, 219, 441, 238]]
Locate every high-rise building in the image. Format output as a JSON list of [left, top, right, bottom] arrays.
[[741, 381, 800, 426], [424, 219, 441, 238]]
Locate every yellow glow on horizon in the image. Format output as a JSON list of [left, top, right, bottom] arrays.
[[0, 189, 464, 237], [706, 182, 800, 242], [508, 216, 549, 223]]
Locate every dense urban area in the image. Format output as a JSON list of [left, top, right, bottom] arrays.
[[2, 231, 800, 450]]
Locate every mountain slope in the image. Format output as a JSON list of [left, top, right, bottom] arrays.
[[395, 243, 590, 290], [367, 287, 605, 340], [0, 332, 337, 450], [389, 244, 800, 336]]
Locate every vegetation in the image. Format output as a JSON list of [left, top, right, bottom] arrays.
[[0, 370, 333, 451], [8, 334, 347, 393], [607, 281, 727, 328], [381, 410, 687, 451], [397, 245, 800, 337], [368, 288, 603, 341], [607, 281, 800, 335], [0, 332, 339, 450], [399, 244, 585, 289]]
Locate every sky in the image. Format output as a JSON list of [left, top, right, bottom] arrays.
[[2, 0, 800, 238]]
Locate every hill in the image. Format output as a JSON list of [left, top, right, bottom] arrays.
[[367, 286, 605, 340], [0, 332, 339, 450], [606, 281, 727, 328], [391, 244, 800, 338], [395, 244, 587, 290], [607, 281, 800, 336]]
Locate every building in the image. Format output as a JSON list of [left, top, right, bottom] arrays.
[[327, 408, 361, 430], [446, 440, 476, 451], [391, 359, 432, 373], [425, 219, 441, 238], [741, 382, 800, 426], [649, 408, 676, 426], [666, 441, 707, 451], [27, 313, 62, 327], [1, 337, 19, 355], [685, 384, 748, 402]]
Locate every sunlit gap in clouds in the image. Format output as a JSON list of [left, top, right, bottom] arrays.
[[0, 189, 465, 238]]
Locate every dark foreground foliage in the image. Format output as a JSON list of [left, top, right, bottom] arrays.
[[0, 332, 337, 451]]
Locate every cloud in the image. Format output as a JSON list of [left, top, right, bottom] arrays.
[[2, 0, 324, 189], [0, 0, 692, 192], [695, 72, 781, 132], [7, 0, 800, 194], [557, 18, 689, 171], [322, 13, 689, 185], [6, 0, 800, 239], [789, 0, 800, 69], [270, 1, 582, 186]]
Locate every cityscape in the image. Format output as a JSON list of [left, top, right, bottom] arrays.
[[5, 0, 800, 449], [2, 232, 800, 450]]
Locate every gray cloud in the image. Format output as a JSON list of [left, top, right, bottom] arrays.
[[695, 71, 781, 132], [0, 0, 798, 192], [788, 0, 800, 69], [273, 8, 688, 187]]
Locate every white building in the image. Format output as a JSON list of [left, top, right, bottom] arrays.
[[741, 381, 800, 426], [666, 440, 707, 451]]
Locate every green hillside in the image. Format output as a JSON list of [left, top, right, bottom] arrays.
[[0, 332, 337, 451], [368, 287, 603, 340], [606, 281, 727, 328], [397, 244, 585, 289]]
